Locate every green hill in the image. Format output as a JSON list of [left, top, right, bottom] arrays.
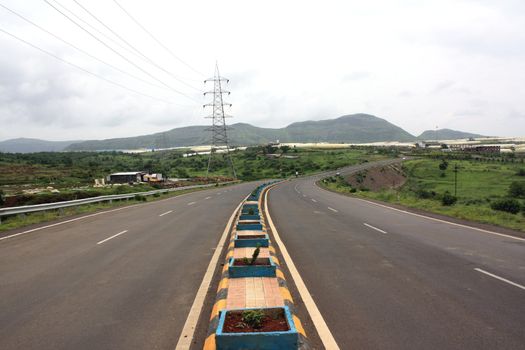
[[0, 138, 80, 153], [417, 128, 485, 140], [65, 114, 416, 151]]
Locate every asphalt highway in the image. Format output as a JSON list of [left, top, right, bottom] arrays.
[[0, 183, 260, 350], [268, 162, 525, 349]]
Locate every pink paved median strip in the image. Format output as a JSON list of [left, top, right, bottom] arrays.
[[233, 247, 270, 259], [227, 277, 284, 309]]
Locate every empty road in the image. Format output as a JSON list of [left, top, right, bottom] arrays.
[[0, 183, 259, 350], [268, 163, 525, 349]]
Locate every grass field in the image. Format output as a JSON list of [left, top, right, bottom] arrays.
[[323, 158, 525, 232]]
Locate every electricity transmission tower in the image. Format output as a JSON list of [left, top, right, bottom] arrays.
[[204, 64, 237, 179]]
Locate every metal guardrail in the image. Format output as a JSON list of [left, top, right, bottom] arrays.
[[0, 181, 237, 224]]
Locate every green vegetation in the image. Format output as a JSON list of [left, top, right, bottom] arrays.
[[323, 158, 525, 232], [251, 244, 261, 265], [242, 309, 265, 329], [0, 147, 382, 196], [491, 198, 522, 214]]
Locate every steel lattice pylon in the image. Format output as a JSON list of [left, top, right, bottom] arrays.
[[203, 64, 236, 179]]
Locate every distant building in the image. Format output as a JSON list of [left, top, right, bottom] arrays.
[[107, 172, 145, 184], [449, 144, 501, 153]]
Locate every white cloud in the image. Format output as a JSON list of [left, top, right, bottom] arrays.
[[0, 0, 524, 141]]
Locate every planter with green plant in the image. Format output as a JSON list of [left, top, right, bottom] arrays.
[[216, 306, 298, 350], [228, 245, 276, 278]]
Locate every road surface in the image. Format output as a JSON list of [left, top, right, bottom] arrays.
[[0, 183, 259, 350], [268, 162, 525, 349]]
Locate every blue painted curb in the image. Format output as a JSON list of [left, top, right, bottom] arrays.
[[236, 223, 263, 231], [216, 306, 298, 350], [241, 208, 260, 215], [228, 257, 277, 278], [239, 214, 260, 221], [234, 234, 269, 247]]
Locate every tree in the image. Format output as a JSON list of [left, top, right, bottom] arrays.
[[439, 159, 449, 171], [280, 145, 291, 154], [0, 189, 4, 206]]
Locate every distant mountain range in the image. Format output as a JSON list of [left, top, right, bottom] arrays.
[[417, 128, 484, 140], [0, 138, 80, 153], [0, 114, 486, 153]]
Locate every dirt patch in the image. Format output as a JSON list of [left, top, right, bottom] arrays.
[[232, 258, 271, 266], [222, 309, 289, 333], [346, 163, 407, 191], [237, 235, 265, 239]]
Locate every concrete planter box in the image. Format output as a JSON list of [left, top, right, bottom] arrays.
[[234, 233, 269, 247], [216, 306, 298, 350], [241, 208, 259, 215], [239, 214, 260, 221], [228, 257, 276, 278], [236, 222, 263, 231]]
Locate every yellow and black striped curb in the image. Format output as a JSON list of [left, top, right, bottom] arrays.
[[203, 184, 311, 350]]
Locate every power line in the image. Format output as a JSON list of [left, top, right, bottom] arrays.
[[0, 2, 171, 93], [71, 0, 203, 93], [43, 0, 199, 103], [47, 0, 140, 60], [111, 0, 205, 78], [0, 26, 182, 105]]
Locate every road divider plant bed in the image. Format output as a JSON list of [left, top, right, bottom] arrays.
[[234, 233, 269, 247], [216, 306, 298, 350], [228, 257, 276, 278]]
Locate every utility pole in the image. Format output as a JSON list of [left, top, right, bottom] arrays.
[[204, 63, 236, 179], [454, 163, 458, 196]]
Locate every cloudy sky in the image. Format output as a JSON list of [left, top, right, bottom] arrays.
[[0, 0, 524, 141]]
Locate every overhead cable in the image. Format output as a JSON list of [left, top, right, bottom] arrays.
[[44, 0, 200, 103], [0, 2, 172, 93], [0, 26, 184, 105], [72, 0, 203, 92], [112, 0, 205, 78]]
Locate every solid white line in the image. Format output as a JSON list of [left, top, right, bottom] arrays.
[[294, 184, 300, 194], [205, 196, 212, 200], [97, 230, 128, 245], [187, 202, 196, 206], [328, 207, 338, 213], [175, 197, 246, 349], [311, 198, 317, 203], [364, 223, 387, 234], [265, 185, 340, 350], [474, 268, 525, 291], [317, 183, 525, 242], [159, 210, 173, 217]]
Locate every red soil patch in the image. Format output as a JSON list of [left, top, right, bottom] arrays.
[[232, 258, 271, 266], [346, 163, 407, 191], [223, 309, 289, 333]]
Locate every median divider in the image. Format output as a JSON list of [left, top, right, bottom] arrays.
[[204, 182, 310, 350]]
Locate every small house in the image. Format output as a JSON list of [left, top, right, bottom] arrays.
[[107, 172, 145, 184]]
